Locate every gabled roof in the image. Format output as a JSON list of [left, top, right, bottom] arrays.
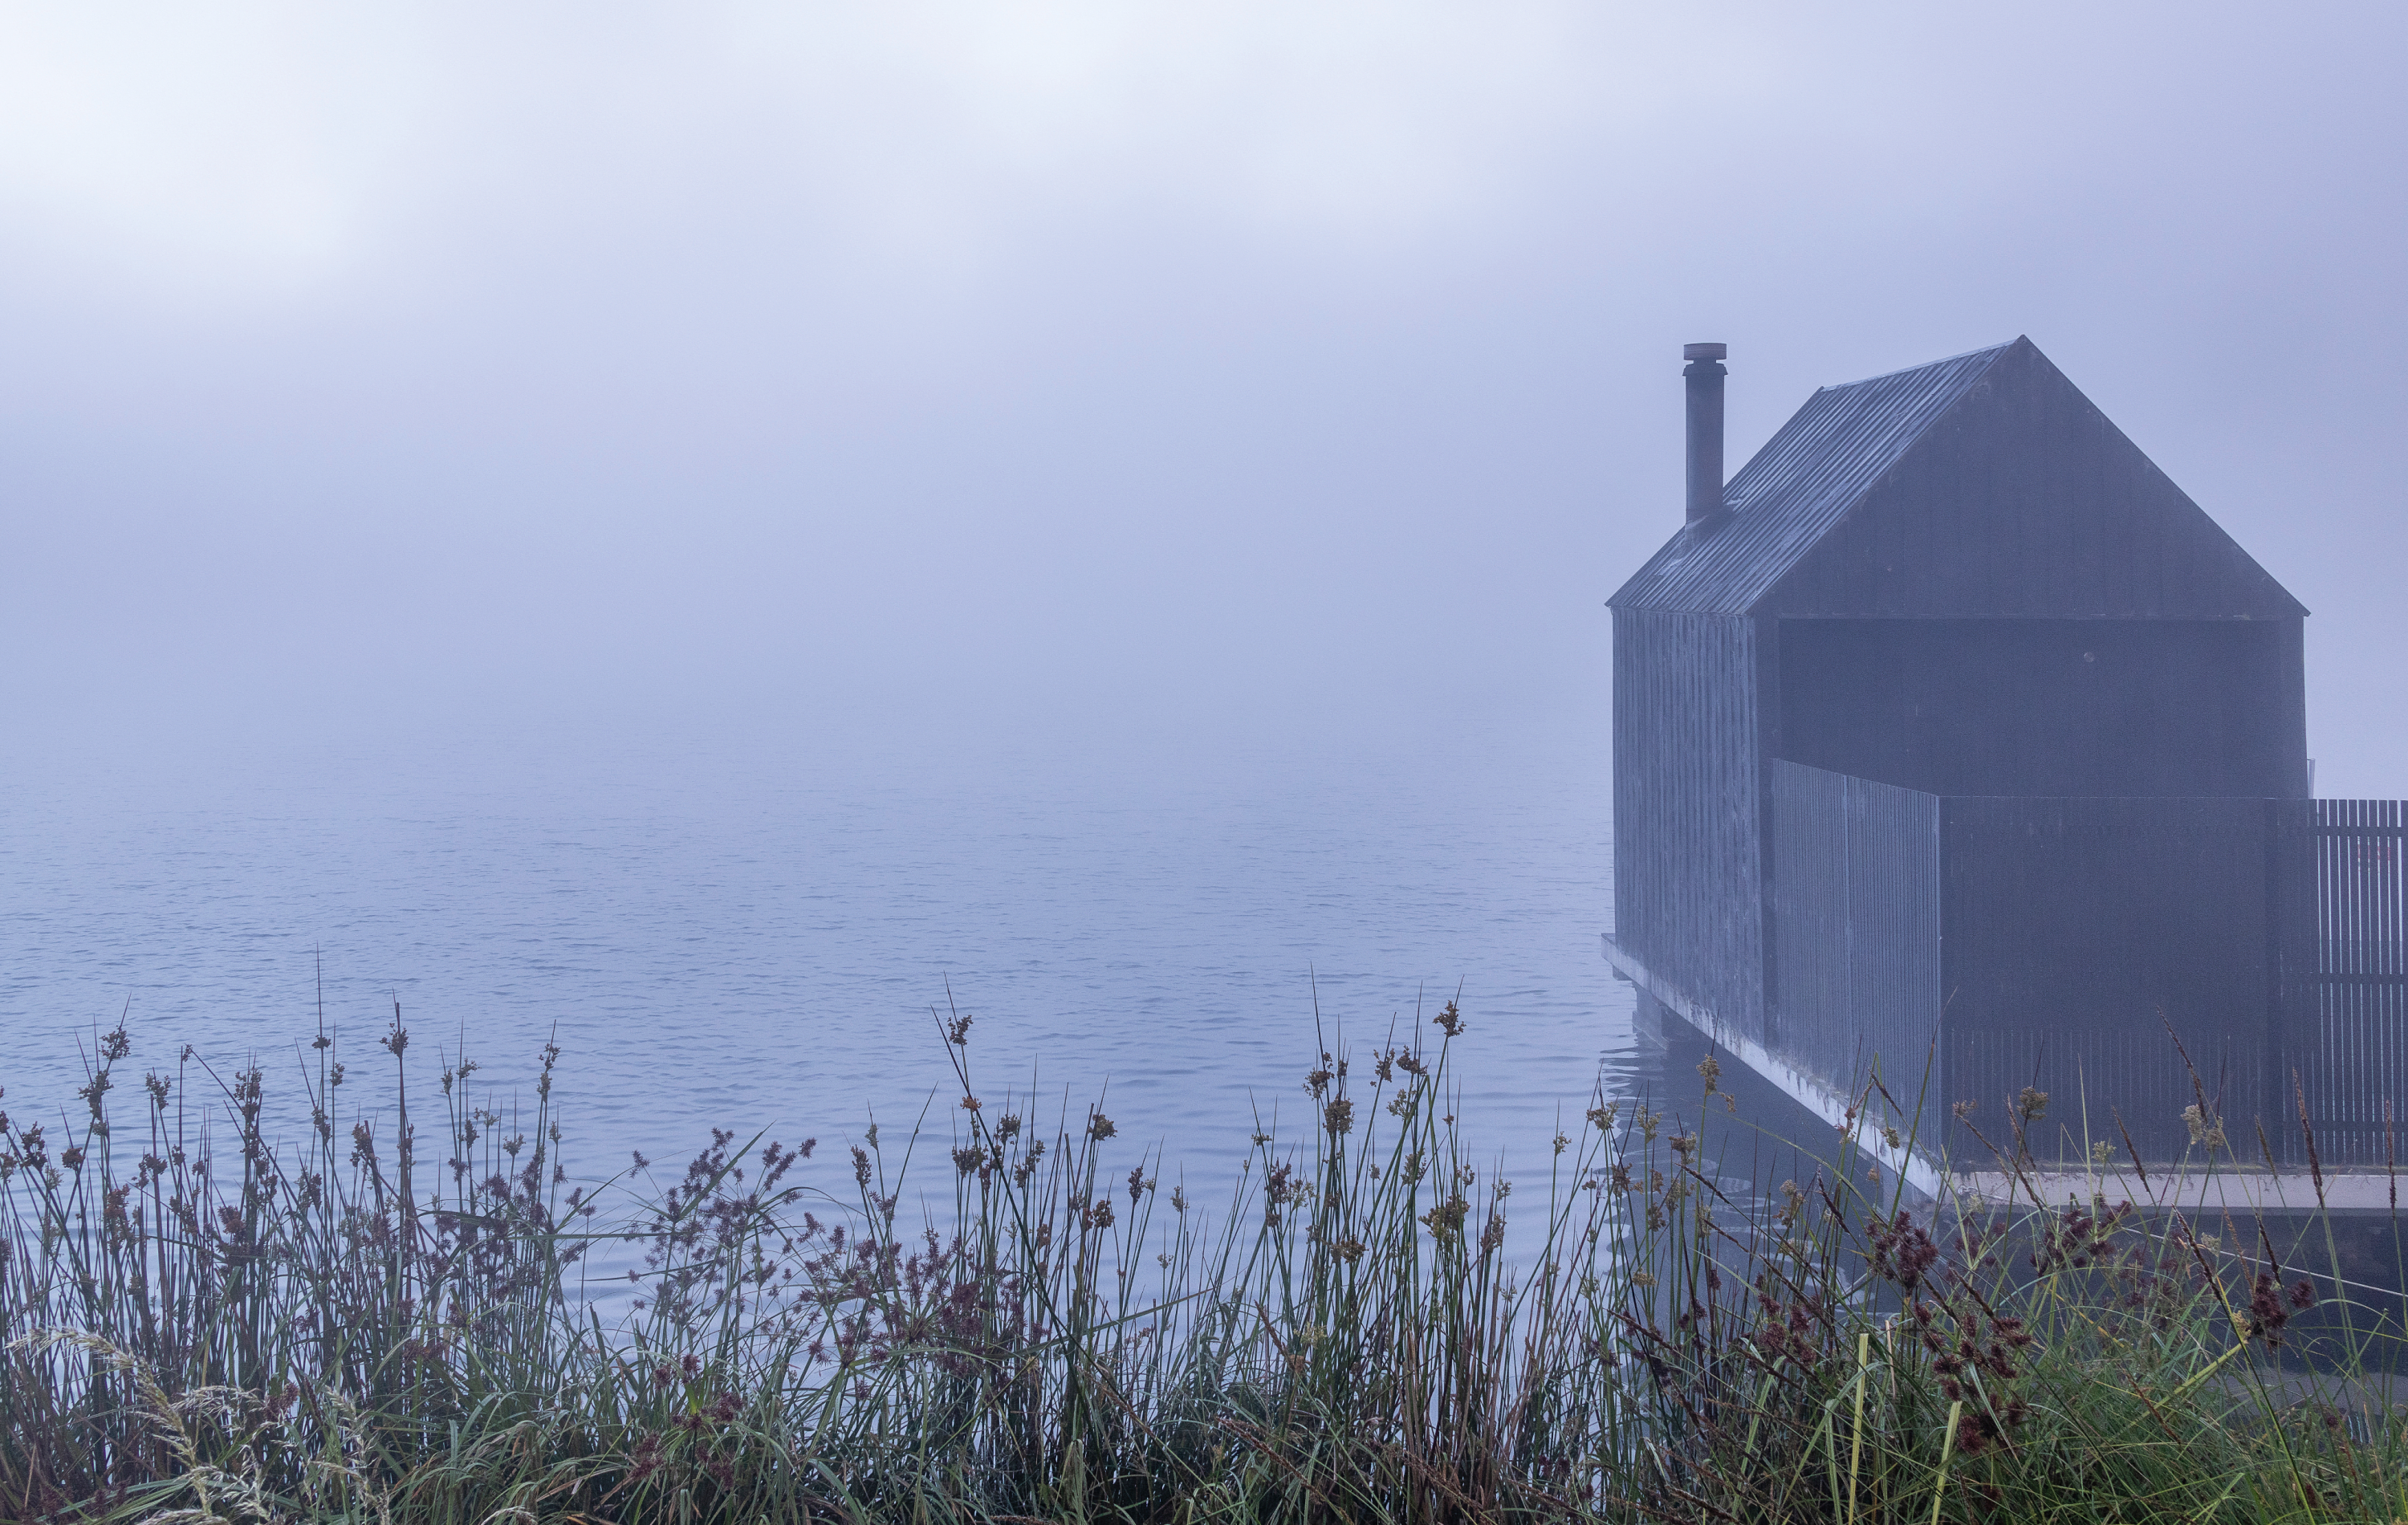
[[1609, 337, 2305, 620], [1612, 344, 2011, 612]]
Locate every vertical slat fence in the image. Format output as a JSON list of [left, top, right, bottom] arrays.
[[2303, 799, 2408, 1167]]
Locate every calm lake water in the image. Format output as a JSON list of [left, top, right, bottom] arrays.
[[0, 739, 1758, 1260]]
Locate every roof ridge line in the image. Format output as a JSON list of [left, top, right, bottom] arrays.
[[1823, 337, 2020, 392]]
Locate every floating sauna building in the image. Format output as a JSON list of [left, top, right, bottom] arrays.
[[1603, 338, 2403, 1205]]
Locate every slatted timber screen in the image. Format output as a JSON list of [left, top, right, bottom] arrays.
[[1766, 761, 1943, 1142], [2300, 799, 2408, 1166]]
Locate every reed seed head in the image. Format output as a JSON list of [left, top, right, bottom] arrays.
[[2182, 1104, 2227, 1151], [1421, 1194, 1469, 1239]]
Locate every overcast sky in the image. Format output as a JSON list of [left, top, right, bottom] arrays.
[[6, 3, 2404, 799]]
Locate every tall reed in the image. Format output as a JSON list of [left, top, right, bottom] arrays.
[[2, 997, 2402, 1523]]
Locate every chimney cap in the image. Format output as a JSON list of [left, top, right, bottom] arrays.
[[1683, 342, 1727, 361]]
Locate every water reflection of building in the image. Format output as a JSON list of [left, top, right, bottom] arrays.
[[1603, 338, 2403, 1211]]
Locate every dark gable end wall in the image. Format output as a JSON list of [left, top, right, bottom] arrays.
[[1759, 338, 2304, 622], [1744, 341, 2310, 1146], [1758, 338, 2308, 801]]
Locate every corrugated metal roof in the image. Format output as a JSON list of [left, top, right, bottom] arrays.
[[1609, 342, 2015, 613]]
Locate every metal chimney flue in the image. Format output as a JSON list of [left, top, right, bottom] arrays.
[[1684, 342, 1728, 528]]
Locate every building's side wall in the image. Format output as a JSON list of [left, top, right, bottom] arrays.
[[1613, 608, 1765, 1043], [1777, 617, 2308, 798]]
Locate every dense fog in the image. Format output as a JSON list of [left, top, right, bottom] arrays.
[[3, 4, 2403, 795]]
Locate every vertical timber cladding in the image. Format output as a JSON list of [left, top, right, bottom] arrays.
[[1938, 797, 2299, 1164], [1767, 761, 1943, 1144], [1612, 608, 1765, 1044]]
